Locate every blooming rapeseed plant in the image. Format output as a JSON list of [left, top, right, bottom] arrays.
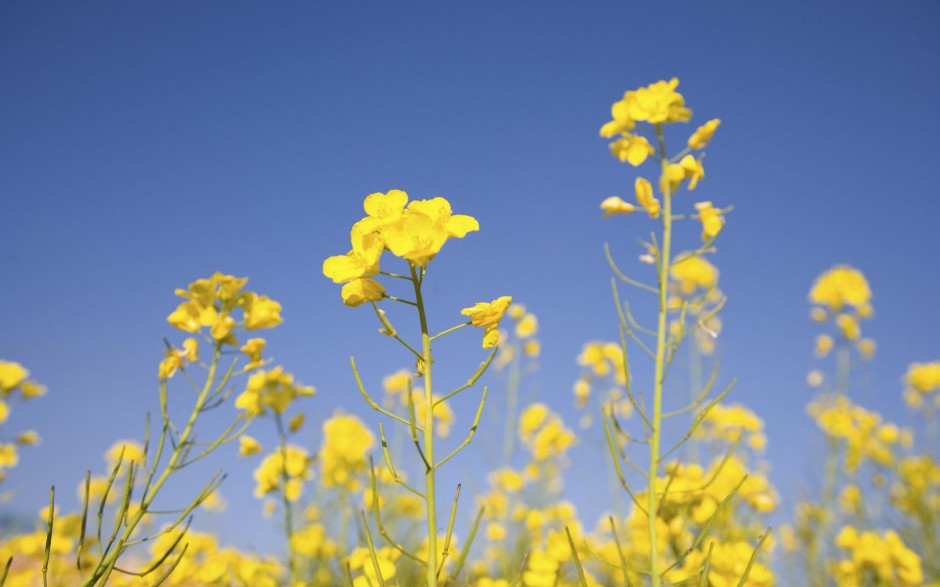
[[324, 189, 505, 587]]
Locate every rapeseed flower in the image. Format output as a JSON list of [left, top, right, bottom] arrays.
[[695, 201, 724, 240], [635, 177, 660, 218], [808, 265, 871, 312], [600, 195, 635, 217], [688, 119, 721, 150], [462, 296, 512, 348]]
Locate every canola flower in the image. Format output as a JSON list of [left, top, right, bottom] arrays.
[[597, 79, 761, 587], [0, 359, 45, 485], [324, 189, 506, 587]]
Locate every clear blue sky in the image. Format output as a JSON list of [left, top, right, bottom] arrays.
[[2, 1, 939, 554]]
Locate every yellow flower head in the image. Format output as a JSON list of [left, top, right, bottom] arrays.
[[320, 413, 374, 490], [604, 78, 692, 130], [235, 367, 315, 416], [166, 274, 282, 341], [635, 177, 660, 218], [687, 118, 721, 150], [340, 278, 386, 307], [239, 435, 263, 457], [609, 134, 655, 167], [253, 445, 313, 501], [0, 361, 29, 393], [694, 201, 724, 241], [240, 338, 266, 371], [808, 265, 871, 312], [382, 196, 479, 266], [679, 155, 704, 190], [600, 196, 636, 218], [462, 296, 513, 349], [670, 255, 718, 296], [905, 361, 940, 396]]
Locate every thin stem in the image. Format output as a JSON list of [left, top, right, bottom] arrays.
[[274, 413, 297, 583], [430, 321, 471, 341], [647, 123, 672, 587], [411, 262, 439, 587]]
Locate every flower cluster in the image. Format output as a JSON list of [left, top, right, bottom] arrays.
[[167, 273, 282, 342], [0, 360, 44, 483], [902, 360, 940, 411], [234, 366, 314, 416], [600, 79, 725, 248], [253, 444, 314, 501], [319, 412, 374, 491], [323, 190, 479, 305], [833, 527, 923, 586], [808, 394, 912, 473]]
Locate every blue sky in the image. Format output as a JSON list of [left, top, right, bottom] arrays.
[[2, 1, 939, 554]]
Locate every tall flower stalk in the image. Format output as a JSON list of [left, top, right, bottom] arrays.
[[598, 80, 770, 586], [324, 190, 508, 587]]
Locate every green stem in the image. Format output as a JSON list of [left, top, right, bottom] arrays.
[[82, 343, 223, 586], [647, 124, 673, 587], [274, 413, 297, 583], [501, 342, 522, 467], [411, 263, 438, 587]]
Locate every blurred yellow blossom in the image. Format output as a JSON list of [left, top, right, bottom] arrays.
[[609, 134, 655, 166], [253, 445, 313, 501], [688, 118, 721, 149], [809, 265, 871, 312], [635, 176, 661, 218], [239, 435, 263, 457], [695, 201, 724, 241], [235, 367, 314, 416], [600, 195, 635, 217], [320, 413, 374, 490], [240, 338, 266, 371]]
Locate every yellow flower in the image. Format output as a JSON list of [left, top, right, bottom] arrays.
[[609, 134, 655, 166], [599, 98, 635, 138], [836, 313, 861, 340], [235, 367, 314, 416], [635, 177, 660, 218], [679, 155, 704, 190], [240, 338, 266, 371], [322, 225, 385, 283], [241, 293, 283, 330], [105, 440, 146, 469], [381, 196, 479, 266], [289, 413, 305, 433], [462, 296, 512, 349], [253, 445, 313, 501], [0, 360, 29, 392], [670, 255, 718, 295], [606, 78, 692, 128], [340, 278, 386, 307], [320, 413, 374, 490], [239, 435, 263, 457], [687, 118, 721, 150], [16, 430, 40, 446], [515, 314, 538, 338], [354, 189, 409, 234], [600, 196, 635, 218], [905, 361, 940, 393], [808, 265, 871, 311], [660, 163, 685, 195], [814, 334, 834, 358], [695, 201, 724, 241], [524, 340, 541, 358]]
